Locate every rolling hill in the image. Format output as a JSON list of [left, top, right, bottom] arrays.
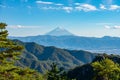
[[14, 40, 96, 73]]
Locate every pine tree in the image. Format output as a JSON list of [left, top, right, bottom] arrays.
[[92, 58, 120, 80], [0, 22, 44, 80], [0, 22, 23, 64], [46, 63, 68, 80]]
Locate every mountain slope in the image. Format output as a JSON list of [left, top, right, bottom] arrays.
[[46, 27, 74, 36], [67, 54, 120, 80], [14, 40, 96, 73]]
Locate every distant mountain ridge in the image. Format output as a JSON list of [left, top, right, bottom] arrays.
[[46, 27, 74, 36], [10, 35, 120, 54], [14, 40, 96, 73]]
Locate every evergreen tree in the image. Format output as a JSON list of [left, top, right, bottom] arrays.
[[0, 22, 44, 80], [0, 22, 23, 65], [92, 58, 120, 80], [46, 63, 67, 80], [67, 55, 120, 80]]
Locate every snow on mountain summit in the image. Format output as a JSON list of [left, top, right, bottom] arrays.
[[45, 27, 74, 36]]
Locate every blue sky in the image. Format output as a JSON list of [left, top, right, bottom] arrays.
[[0, 0, 120, 37]]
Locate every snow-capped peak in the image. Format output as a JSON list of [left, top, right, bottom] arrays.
[[45, 27, 74, 36]]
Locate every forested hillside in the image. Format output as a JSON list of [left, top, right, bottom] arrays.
[[67, 54, 120, 80], [14, 40, 96, 73], [0, 23, 44, 80]]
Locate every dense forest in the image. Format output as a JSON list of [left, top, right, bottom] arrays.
[[0, 22, 120, 80]]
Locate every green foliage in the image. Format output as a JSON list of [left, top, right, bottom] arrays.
[[92, 58, 120, 80], [0, 22, 44, 80], [67, 64, 94, 80], [0, 64, 43, 80], [67, 54, 120, 80], [46, 63, 68, 80]]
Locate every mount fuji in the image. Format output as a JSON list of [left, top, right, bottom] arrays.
[[9, 28, 120, 54], [46, 27, 74, 36]]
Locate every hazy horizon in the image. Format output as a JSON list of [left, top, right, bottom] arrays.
[[8, 27, 120, 38], [0, 0, 120, 37]]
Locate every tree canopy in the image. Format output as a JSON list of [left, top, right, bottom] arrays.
[[0, 22, 44, 80], [92, 58, 120, 80]]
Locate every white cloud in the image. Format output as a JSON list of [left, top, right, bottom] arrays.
[[7, 25, 43, 29], [113, 26, 120, 29], [17, 25, 23, 28], [8, 25, 24, 29], [36, 1, 120, 12], [40, 6, 73, 13], [105, 25, 111, 29], [38, 3, 97, 13], [81, 4, 97, 11], [75, 4, 97, 12], [109, 5, 120, 10], [105, 25, 120, 29], [41, 6, 61, 10], [55, 3, 63, 6], [74, 3, 81, 5], [75, 6, 82, 11], [36, 0, 64, 7], [62, 6, 73, 13], [36, 0, 53, 5], [100, 4, 106, 10], [99, 4, 120, 11]]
